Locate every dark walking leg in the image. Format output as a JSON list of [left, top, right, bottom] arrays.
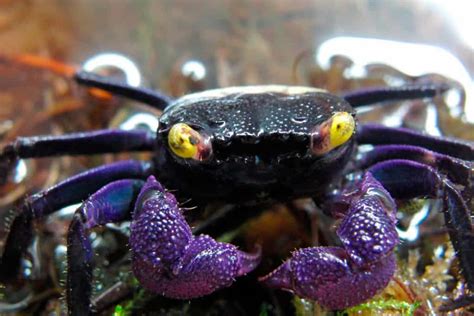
[[67, 179, 144, 316], [0, 160, 152, 281], [368, 159, 474, 291], [355, 144, 472, 187], [74, 71, 173, 111], [0, 129, 155, 183], [356, 123, 474, 160], [342, 84, 446, 107]]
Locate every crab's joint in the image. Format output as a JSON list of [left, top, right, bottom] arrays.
[[168, 123, 212, 161], [311, 112, 355, 156]]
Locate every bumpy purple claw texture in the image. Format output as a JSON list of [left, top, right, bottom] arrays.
[[337, 198, 397, 268], [130, 176, 260, 299], [261, 173, 398, 310], [261, 248, 396, 310]]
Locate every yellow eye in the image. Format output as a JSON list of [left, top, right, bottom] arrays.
[[168, 123, 212, 160], [311, 112, 355, 155], [329, 112, 355, 149]]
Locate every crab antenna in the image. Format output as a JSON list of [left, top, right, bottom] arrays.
[[342, 84, 450, 108], [74, 71, 173, 111]]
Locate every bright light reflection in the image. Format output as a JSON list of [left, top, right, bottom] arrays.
[[13, 159, 27, 183], [182, 60, 206, 81], [55, 203, 82, 218], [82, 53, 142, 87], [316, 37, 474, 122], [425, 0, 474, 50], [397, 202, 431, 241], [119, 112, 158, 132]]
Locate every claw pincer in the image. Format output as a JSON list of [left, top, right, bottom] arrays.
[[261, 173, 398, 309], [2, 73, 472, 314], [130, 176, 261, 299]]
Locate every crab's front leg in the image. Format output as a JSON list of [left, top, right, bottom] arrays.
[[130, 176, 261, 298], [261, 173, 398, 310]]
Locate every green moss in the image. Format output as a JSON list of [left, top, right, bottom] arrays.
[[293, 296, 314, 316], [340, 299, 420, 316], [113, 304, 125, 316], [398, 199, 426, 215]]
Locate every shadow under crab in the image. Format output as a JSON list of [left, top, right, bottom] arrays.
[[0, 70, 473, 314]]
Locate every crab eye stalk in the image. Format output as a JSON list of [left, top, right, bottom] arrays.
[[168, 123, 212, 161], [311, 112, 355, 156]]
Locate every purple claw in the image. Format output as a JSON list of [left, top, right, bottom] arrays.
[[130, 176, 260, 299], [261, 173, 398, 310], [261, 248, 396, 310], [368, 159, 474, 291], [337, 195, 398, 268]]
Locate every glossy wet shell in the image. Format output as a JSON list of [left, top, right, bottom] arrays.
[[154, 86, 355, 203], [160, 86, 352, 146]]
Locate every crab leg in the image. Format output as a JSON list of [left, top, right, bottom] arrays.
[[74, 71, 173, 111], [262, 158, 473, 310], [0, 160, 151, 282], [368, 159, 474, 292], [67, 179, 144, 316], [130, 176, 261, 299], [4, 55, 173, 110], [0, 129, 155, 184], [356, 123, 474, 160], [357, 126, 474, 300], [355, 144, 472, 187], [342, 84, 446, 107], [261, 173, 398, 310]]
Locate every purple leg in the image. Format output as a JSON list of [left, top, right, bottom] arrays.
[[0, 129, 155, 184], [355, 131, 473, 311], [67, 179, 144, 316], [368, 159, 474, 294], [342, 84, 446, 107], [130, 176, 261, 299], [261, 173, 399, 310], [356, 124, 474, 160], [356, 144, 472, 187], [74, 71, 173, 111], [0, 160, 151, 282]]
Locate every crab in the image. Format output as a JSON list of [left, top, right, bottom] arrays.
[[0, 67, 473, 315]]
